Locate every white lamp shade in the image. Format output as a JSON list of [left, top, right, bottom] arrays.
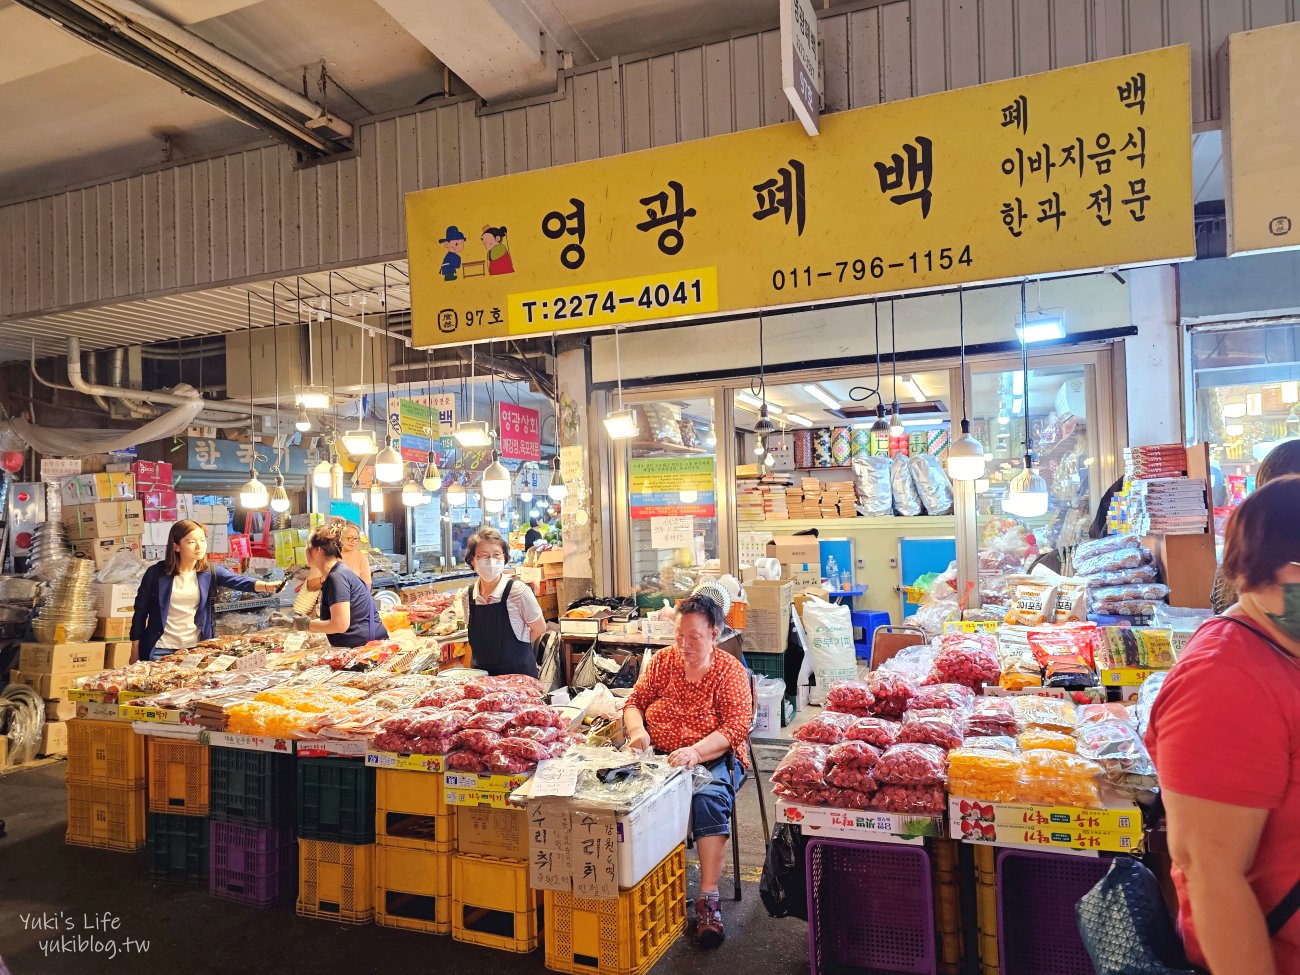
[[270, 483, 291, 513], [453, 421, 494, 448], [369, 483, 385, 513], [485, 498, 504, 513], [1003, 468, 1050, 517], [446, 482, 467, 506], [947, 432, 987, 481], [547, 468, 568, 501], [603, 408, 639, 440], [312, 459, 332, 488], [330, 462, 345, 500], [374, 442, 404, 483], [401, 481, 424, 506], [350, 489, 367, 504], [423, 469, 442, 492], [341, 430, 377, 456], [481, 458, 512, 500], [239, 474, 268, 509]]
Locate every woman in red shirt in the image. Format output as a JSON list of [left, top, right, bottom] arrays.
[[623, 594, 752, 950], [1147, 476, 1300, 974]]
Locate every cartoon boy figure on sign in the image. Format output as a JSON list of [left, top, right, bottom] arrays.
[[439, 226, 467, 281]]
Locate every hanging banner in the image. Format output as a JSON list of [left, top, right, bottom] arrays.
[[781, 0, 822, 136], [628, 457, 716, 519], [498, 403, 542, 461], [407, 47, 1193, 348]]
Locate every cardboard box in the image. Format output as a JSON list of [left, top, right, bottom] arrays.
[[95, 618, 132, 641], [207, 523, 231, 554], [19, 641, 106, 675], [74, 537, 141, 571], [143, 522, 171, 546], [61, 503, 96, 540], [206, 503, 230, 525], [142, 506, 179, 524], [142, 546, 166, 562], [0, 735, 7, 767], [96, 583, 140, 618], [105, 642, 133, 668], [456, 805, 529, 859], [744, 580, 793, 654], [10, 670, 86, 700], [45, 699, 79, 721], [59, 474, 98, 507], [516, 566, 543, 585], [538, 592, 559, 621], [131, 460, 173, 488], [39, 721, 68, 756], [141, 487, 178, 511], [109, 472, 136, 500], [89, 501, 143, 537], [766, 536, 820, 567]]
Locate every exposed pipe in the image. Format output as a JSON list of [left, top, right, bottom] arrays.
[[81, 349, 115, 416], [108, 348, 159, 419]]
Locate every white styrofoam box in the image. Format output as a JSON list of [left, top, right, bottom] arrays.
[[97, 582, 140, 618], [615, 768, 691, 888]]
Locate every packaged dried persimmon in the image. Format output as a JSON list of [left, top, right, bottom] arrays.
[[1018, 749, 1104, 808], [947, 746, 1023, 802], [1018, 728, 1077, 753]]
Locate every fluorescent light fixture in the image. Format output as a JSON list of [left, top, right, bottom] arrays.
[[1282, 382, 1299, 404], [1016, 317, 1066, 343], [1246, 392, 1264, 416], [453, 421, 494, 448], [373, 439, 404, 483], [294, 387, 331, 410], [603, 408, 640, 440], [481, 452, 512, 500], [803, 384, 841, 410], [340, 429, 377, 456], [1222, 402, 1247, 419], [312, 459, 332, 489], [239, 473, 268, 510], [786, 413, 813, 427], [900, 376, 926, 402], [735, 392, 782, 414]]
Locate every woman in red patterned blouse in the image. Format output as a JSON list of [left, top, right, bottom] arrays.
[[624, 594, 753, 949]]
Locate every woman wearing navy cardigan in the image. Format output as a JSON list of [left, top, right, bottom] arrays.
[[129, 519, 283, 662]]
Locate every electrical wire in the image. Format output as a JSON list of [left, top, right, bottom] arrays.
[[848, 298, 883, 405], [1, 684, 45, 764]]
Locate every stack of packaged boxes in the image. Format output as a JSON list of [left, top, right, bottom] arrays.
[[59, 471, 143, 576], [11, 641, 118, 757]]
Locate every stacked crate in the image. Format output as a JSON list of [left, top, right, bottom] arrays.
[[13, 642, 108, 760], [374, 768, 455, 934], [146, 736, 210, 883], [65, 718, 147, 852], [296, 757, 377, 924], [208, 746, 297, 907], [449, 780, 538, 953]]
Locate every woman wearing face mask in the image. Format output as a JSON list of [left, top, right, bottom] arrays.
[[463, 526, 546, 677], [1146, 476, 1300, 975]]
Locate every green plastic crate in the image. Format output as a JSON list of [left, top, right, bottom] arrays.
[[296, 758, 376, 845], [147, 812, 209, 884], [746, 652, 787, 680], [209, 747, 295, 827]]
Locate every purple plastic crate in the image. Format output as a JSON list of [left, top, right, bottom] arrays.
[[807, 838, 936, 975], [996, 849, 1111, 975], [209, 820, 295, 907]]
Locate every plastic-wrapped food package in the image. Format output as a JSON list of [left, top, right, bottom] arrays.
[[867, 670, 919, 718], [508, 724, 566, 742], [1078, 703, 1135, 726], [827, 740, 882, 769], [450, 728, 503, 754], [962, 735, 1019, 752], [892, 453, 923, 516], [1092, 600, 1162, 617], [1018, 729, 1077, 752], [821, 785, 878, 808], [846, 716, 901, 748], [825, 763, 880, 793], [473, 691, 536, 714], [880, 644, 939, 685], [462, 711, 515, 733], [1075, 719, 1157, 795], [378, 707, 473, 739], [1094, 628, 1178, 670], [1073, 533, 1142, 562], [1053, 579, 1091, 623], [1018, 749, 1104, 808], [1083, 565, 1159, 587], [1075, 546, 1152, 578], [496, 736, 550, 762], [462, 674, 545, 699], [948, 746, 1023, 802], [909, 454, 953, 515], [412, 686, 468, 710], [873, 743, 949, 786], [872, 783, 947, 814], [910, 683, 977, 712], [1028, 624, 1097, 668], [1091, 583, 1170, 604], [507, 706, 570, 732], [792, 710, 861, 745], [824, 680, 876, 717], [483, 747, 538, 774], [771, 743, 831, 789], [1137, 671, 1170, 710], [1010, 695, 1077, 733], [898, 708, 967, 749], [1005, 580, 1059, 626], [445, 750, 488, 772], [924, 633, 1001, 689], [853, 456, 893, 517], [968, 698, 1018, 737], [909, 599, 962, 639]]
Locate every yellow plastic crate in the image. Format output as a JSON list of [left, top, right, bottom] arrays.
[[376, 842, 452, 935], [375, 769, 455, 852], [67, 719, 146, 788], [544, 845, 687, 975], [147, 737, 209, 816], [452, 853, 539, 953], [297, 839, 375, 925], [66, 782, 146, 852]]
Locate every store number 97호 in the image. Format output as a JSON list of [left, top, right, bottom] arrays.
[[514, 270, 717, 328], [771, 246, 973, 290]]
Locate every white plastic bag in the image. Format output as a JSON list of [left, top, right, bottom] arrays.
[[799, 597, 858, 705]]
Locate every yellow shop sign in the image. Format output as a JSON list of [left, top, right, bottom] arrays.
[[407, 47, 1193, 347]]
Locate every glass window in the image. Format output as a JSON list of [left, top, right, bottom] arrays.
[[1188, 322, 1300, 535]]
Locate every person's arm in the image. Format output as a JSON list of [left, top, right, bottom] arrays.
[[311, 598, 352, 635], [1164, 790, 1274, 975], [670, 730, 731, 767], [305, 566, 324, 593], [515, 585, 547, 641], [622, 651, 664, 752], [623, 704, 651, 752], [355, 556, 372, 588], [212, 564, 278, 594]]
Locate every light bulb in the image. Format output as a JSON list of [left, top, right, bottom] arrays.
[[329, 462, 344, 500], [705, 423, 717, 449], [401, 481, 424, 506], [481, 452, 512, 501], [351, 488, 366, 504], [270, 474, 291, 513], [295, 409, 312, 433], [764, 452, 776, 467], [974, 478, 991, 494], [529, 508, 540, 519], [1003, 461, 1049, 517], [870, 405, 889, 437], [947, 420, 986, 481], [679, 489, 698, 504], [374, 439, 404, 483], [369, 483, 385, 513], [520, 490, 533, 503], [239, 473, 268, 509], [423, 470, 441, 493], [888, 403, 904, 437], [997, 414, 1010, 426], [485, 497, 504, 513], [312, 459, 332, 488], [446, 480, 467, 507], [753, 441, 766, 456], [547, 461, 568, 501]]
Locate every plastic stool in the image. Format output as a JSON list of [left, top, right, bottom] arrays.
[[851, 610, 890, 659]]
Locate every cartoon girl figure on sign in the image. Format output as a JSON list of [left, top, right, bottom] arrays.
[[481, 225, 514, 275]]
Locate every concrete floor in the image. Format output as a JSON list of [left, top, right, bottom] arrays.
[[0, 759, 811, 975]]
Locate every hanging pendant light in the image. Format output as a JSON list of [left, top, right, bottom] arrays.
[[547, 456, 568, 501], [401, 476, 425, 507], [330, 459, 345, 500], [295, 408, 312, 433], [240, 471, 269, 510], [446, 476, 467, 508], [705, 421, 717, 449], [350, 486, 367, 504], [369, 482, 385, 513], [603, 328, 639, 440], [312, 457, 332, 488], [485, 497, 505, 513], [239, 293, 268, 510], [1003, 282, 1049, 517], [422, 451, 442, 493], [870, 403, 890, 437], [270, 471, 291, 513], [888, 301, 905, 436], [947, 288, 986, 481], [481, 450, 512, 501], [374, 437, 404, 483]]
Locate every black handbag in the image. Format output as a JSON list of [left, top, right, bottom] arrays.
[[759, 824, 809, 921], [1076, 857, 1199, 975]]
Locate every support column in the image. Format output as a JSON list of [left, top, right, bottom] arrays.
[[1125, 265, 1183, 446], [556, 340, 603, 608]]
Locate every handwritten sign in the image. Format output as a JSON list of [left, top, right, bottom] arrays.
[[650, 515, 694, 549], [530, 758, 580, 798], [570, 810, 618, 899]]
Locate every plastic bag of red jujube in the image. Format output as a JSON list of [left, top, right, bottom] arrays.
[[773, 783, 824, 805], [819, 784, 877, 807], [496, 736, 549, 762], [413, 686, 468, 710], [445, 749, 488, 772], [867, 670, 918, 718], [771, 743, 831, 788], [824, 680, 875, 716], [924, 633, 1001, 689], [827, 740, 882, 769], [507, 725, 565, 743], [872, 783, 946, 814], [899, 708, 967, 750], [507, 706, 569, 732], [474, 692, 535, 714], [824, 764, 880, 793], [462, 712, 514, 733], [791, 710, 860, 745], [482, 747, 536, 775], [910, 683, 976, 712], [451, 728, 503, 754], [463, 674, 544, 699], [846, 716, 901, 749], [968, 698, 1018, 737], [873, 743, 949, 785]]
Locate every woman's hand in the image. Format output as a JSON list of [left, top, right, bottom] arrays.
[[668, 746, 702, 769], [625, 728, 651, 752], [293, 616, 313, 632]]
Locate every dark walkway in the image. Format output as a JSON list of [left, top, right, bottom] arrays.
[[0, 760, 811, 975]]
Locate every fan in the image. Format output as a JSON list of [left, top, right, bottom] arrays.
[[689, 579, 732, 618]]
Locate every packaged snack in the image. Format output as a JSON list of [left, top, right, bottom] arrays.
[[961, 735, 1019, 752], [880, 644, 939, 685], [867, 670, 918, 718], [846, 716, 901, 749], [496, 736, 549, 762], [451, 728, 503, 754], [772, 743, 831, 789], [820, 785, 878, 808], [947, 746, 1023, 802], [910, 683, 977, 712], [1075, 547, 1150, 577], [1091, 583, 1170, 604], [463, 674, 545, 699], [925, 632, 1001, 689], [1072, 533, 1142, 562], [892, 453, 923, 516], [1054, 579, 1091, 623], [1005, 580, 1060, 626], [1075, 719, 1157, 795], [898, 708, 967, 749], [1018, 729, 1077, 752], [1093, 627, 1178, 670], [1017, 749, 1104, 808], [1010, 695, 1077, 733], [1077, 703, 1134, 727], [872, 783, 947, 814], [873, 743, 949, 786], [968, 698, 1018, 737], [1027, 626, 1097, 669], [413, 686, 468, 709], [854, 456, 893, 517], [1045, 657, 1097, 690], [827, 740, 882, 769], [824, 679, 876, 717], [1082, 566, 1159, 587], [791, 710, 860, 745]]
